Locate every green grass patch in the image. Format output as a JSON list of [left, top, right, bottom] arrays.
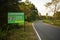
[[43, 20, 60, 27], [43, 20, 53, 24], [0, 22, 38, 40]]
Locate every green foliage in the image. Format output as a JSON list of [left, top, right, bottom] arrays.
[[46, 13, 48, 20], [53, 12, 60, 20], [8, 1, 38, 22], [18, 2, 38, 22], [8, 0, 21, 12], [43, 20, 60, 27]]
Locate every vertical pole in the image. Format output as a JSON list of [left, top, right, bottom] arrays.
[[24, 13, 26, 32]]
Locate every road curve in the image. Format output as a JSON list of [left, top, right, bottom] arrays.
[[33, 21, 60, 40]]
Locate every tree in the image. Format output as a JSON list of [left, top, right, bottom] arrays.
[[46, 13, 48, 20], [45, 0, 60, 21], [0, 0, 21, 24], [45, 0, 60, 13], [8, 0, 21, 12], [0, 0, 8, 27], [18, 2, 38, 22], [53, 11, 60, 20], [38, 13, 42, 20], [0, 0, 22, 31]]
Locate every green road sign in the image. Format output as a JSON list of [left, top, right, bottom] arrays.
[[8, 12, 24, 24]]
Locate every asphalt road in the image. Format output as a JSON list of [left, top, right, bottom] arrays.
[[33, 21, 60, 40]]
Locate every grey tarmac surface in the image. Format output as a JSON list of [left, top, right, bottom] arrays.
[[33, 21, 60, 40]]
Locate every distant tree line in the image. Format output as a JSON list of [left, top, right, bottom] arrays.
[[53, 11, 60, 20]]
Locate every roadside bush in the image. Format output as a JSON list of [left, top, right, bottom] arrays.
[[0, 24, 24, 40]]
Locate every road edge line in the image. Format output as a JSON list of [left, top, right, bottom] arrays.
[[32, 23, 41, 40]]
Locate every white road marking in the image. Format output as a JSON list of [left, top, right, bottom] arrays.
[[32, 23, 41, 40]]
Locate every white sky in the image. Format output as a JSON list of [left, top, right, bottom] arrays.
[[21, 0, 60, 16]]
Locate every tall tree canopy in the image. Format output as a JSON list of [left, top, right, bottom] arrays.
[[18, 2, 38, 22], [45, 0, 60, 20], [45, 0, 60, 13]]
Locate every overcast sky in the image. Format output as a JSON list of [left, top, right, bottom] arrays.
[[21, 0, 60, 16]]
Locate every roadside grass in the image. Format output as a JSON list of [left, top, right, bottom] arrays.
[[43, 20, 60, 27], [0, 22, 38, 40], [43, 20, 53, 24]]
